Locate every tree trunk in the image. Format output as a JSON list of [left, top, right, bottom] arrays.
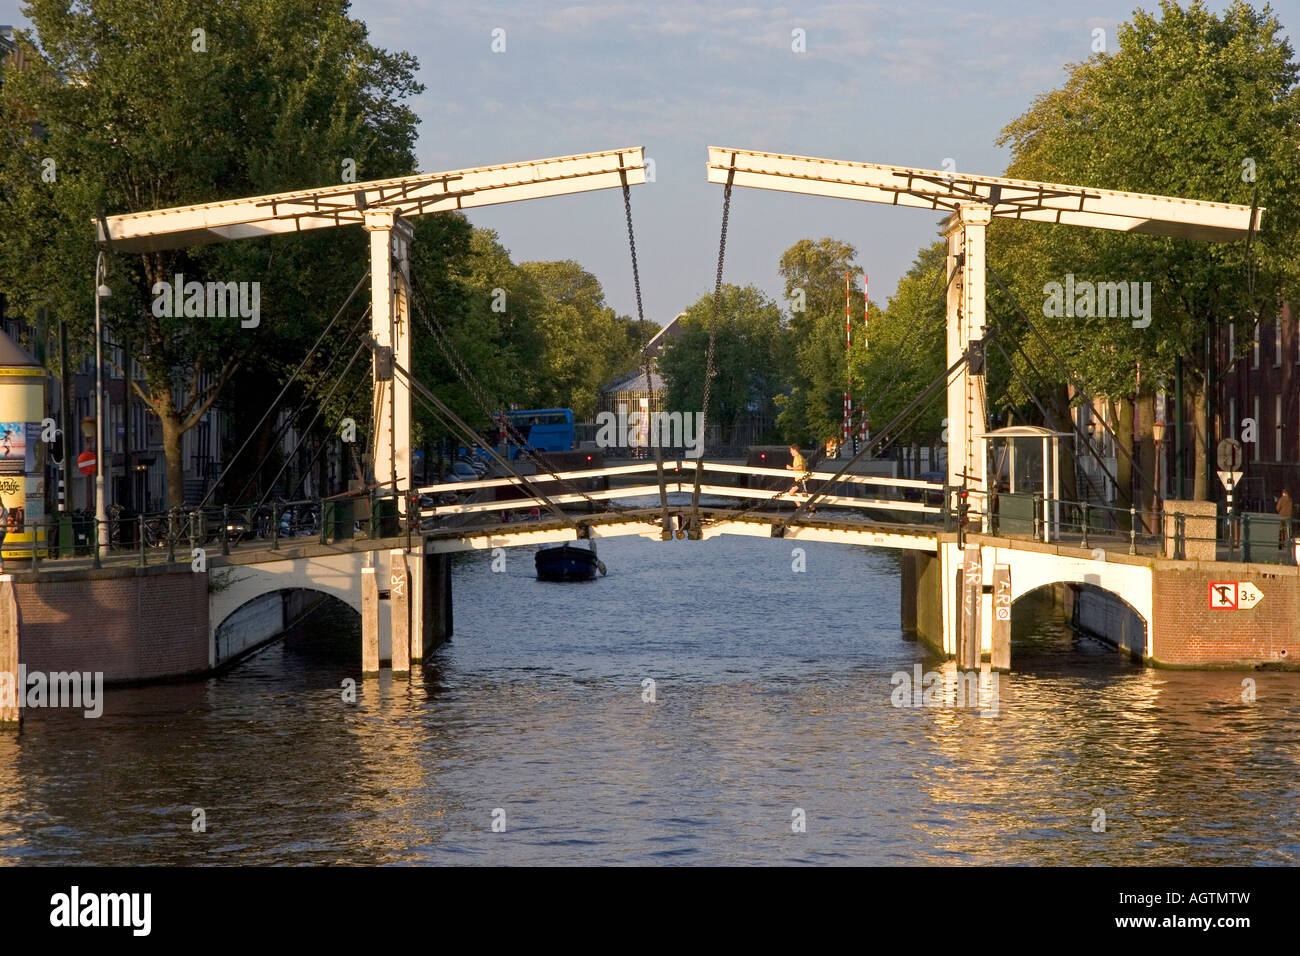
[[1136, 392, 1157, 531], [159, 405, 186, 511], [1192, 379, 1209, 501], [1047, 384, 1078, 503]]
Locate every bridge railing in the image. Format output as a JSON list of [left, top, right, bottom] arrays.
[[981, 494, 1297, 565], [19, 471, 1289, 568], [16, 495, 393, 569], [417, 459, 945, 526]]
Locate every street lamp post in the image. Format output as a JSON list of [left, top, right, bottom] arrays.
[[94, 253, 111, 559], [1152, 417, 1166, 531]]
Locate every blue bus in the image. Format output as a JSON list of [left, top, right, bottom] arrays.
[[500, 408, 575, 457]]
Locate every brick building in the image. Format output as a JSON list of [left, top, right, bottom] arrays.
[[1213, 302, 1300, 512]]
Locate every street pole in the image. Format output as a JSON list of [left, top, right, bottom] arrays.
[[1174, 356, 1184, 501], [59, 317, 70, 514], [94, 253, 110, 559]]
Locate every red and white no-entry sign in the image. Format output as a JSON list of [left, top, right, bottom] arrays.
[[77, 451, 96, 476]]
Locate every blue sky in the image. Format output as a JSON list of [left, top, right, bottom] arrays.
[[4, 0, 1298, 324]]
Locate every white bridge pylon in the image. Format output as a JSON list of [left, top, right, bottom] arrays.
[[95, 148, 648, 507], [705, 147, 1262, 526]]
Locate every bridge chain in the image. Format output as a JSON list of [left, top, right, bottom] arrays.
[[621, 175, 675, 540], [689, 177, 732, 538]]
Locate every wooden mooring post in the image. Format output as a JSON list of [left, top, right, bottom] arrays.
[[361, 566, 380, 676], [388, 549, 410, 676], [959, 546, 982, 670], [991, 564, 1011, 672], [1, 577, 19, 729]]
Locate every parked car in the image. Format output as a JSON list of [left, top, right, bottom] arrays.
[[447, 461, 481, 482], [455, 455, 489, 476]]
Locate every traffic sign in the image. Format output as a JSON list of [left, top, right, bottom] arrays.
[[1237, 582, 1264, 609], [76, 451, 96, 476], [1208, 582, 1237, 609], [1216, 438, 1243, 472], [1209, 581, 1265, 610], [1217, 470, 1242, 491]]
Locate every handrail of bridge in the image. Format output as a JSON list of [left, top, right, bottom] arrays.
[[428, 478, 941, 517], [421, 458, 946, 495], [694, 461, 941, 490], [15, 484, 1294, 570], [418, 460, 672, 494]]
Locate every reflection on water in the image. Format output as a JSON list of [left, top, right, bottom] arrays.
[[1, 535, 1297, 864]]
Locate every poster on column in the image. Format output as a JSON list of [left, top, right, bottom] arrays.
[[0, 422, 25, 473], [0, 473, 24, 533]]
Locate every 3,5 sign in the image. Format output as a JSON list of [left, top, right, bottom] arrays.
[[1209, 581, 1265, 610]]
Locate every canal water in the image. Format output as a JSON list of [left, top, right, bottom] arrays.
[[2, 535, 1298, 865]]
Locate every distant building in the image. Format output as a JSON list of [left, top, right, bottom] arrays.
[[1070, 304, 1300, 515], [1213, 303, 1300, 512]]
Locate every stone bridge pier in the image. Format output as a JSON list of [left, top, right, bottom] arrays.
[[903, 533, 1155, 670], [208, 542, 452, 674]]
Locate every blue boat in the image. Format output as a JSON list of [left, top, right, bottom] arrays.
[[535, 544, 606, 581]]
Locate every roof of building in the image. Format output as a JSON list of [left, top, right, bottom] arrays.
[[643, 313, 684, 359], [602, 368, 664, 394], [0, 327, 40, 367]]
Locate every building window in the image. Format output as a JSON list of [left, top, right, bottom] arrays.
[[1253, 321, 1260, 369], [1277, 395, 1284, 462], [1254, 396, 1260, 461], [1275, 319, 1283, 367], [1229, 397, 1236, 440], [1228, 322, 1235, 362]]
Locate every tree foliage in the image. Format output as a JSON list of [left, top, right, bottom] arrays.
[[990, 0, 1300, 499], [0, 0, 422, 506], [775, 237, 863, 443], [659, 284, 788, 448]]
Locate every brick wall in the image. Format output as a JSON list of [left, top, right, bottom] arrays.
[[16, 567, 209, 682], [1151, 564, 1300, 667]]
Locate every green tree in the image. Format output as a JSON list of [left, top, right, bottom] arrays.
[[852, 241, 948, 459], [0, 0, 422, 507], [522, 259, 653, 419], [992, 0, 1300, 502], [659, 284, 788, 449], [775, 238, 864, 443]]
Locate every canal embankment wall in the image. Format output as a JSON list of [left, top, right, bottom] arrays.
[[14, 564, 209, 682], [904, 545, 1300, 669]]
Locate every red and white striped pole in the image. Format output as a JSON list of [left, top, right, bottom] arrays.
[[843, 271, 852, 446]]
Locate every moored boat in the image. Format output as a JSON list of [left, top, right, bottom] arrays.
[[535, 544, 606, 581]]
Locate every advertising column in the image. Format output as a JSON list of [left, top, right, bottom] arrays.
[[0, 332, 48, 562]]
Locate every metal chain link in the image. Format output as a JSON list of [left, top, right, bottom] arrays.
[[623, 180, 675, 537], [689, 182, 732, 535]]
